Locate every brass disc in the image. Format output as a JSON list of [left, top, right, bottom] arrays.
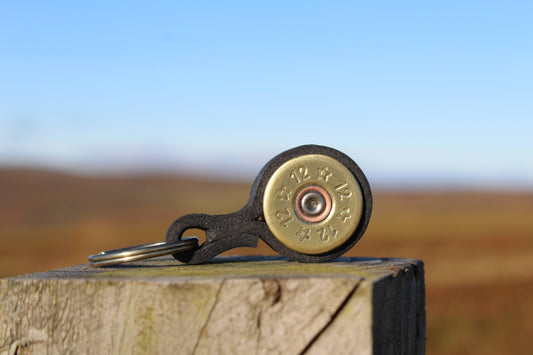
[[263, 154, 363, 254]]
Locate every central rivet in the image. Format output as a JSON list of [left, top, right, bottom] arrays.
[[295, 186, 332, 223], [300, 192, 325, 216]]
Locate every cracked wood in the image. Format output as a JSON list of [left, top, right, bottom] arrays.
[[0, 256, 425, 355]]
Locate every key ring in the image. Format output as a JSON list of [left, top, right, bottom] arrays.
[[88, 145, 372, 267], [89, 237, 199, 267]]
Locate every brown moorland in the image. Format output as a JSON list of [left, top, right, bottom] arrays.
[[1, 168, 532, 355]]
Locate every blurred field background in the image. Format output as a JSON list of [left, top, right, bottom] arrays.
[[1, 168, 532, 354], [2, 1, 533, 354]]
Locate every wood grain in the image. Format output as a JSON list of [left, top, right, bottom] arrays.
[[0, 256, 425, 355]]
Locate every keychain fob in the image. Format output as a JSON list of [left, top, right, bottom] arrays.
[[165, 144, 372, 264]]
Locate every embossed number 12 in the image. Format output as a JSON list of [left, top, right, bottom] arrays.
[[290, 166, 310, 184]]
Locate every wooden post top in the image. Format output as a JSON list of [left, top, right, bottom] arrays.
[[1, 257, 425, 355], [6, 256, 422, 283]]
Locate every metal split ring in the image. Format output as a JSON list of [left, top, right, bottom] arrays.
[[88, 237, 199, 267]]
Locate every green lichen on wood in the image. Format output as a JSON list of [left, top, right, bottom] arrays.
[[134, 305, 155, 353]]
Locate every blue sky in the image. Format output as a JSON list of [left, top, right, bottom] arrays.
[[1, 1, 532, 188]]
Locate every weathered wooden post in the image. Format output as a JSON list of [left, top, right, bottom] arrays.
[[0, 256, 425, 354]]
